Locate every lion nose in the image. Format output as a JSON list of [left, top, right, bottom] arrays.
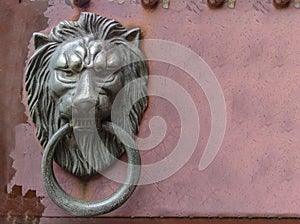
[[72, 72, 98, 114], [73, 99, 97, 114]]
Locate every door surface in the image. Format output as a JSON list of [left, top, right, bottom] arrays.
[[1, 0, 300, 223]]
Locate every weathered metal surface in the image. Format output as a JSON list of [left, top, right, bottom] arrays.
[[3, 0, 300, 220], [0, 0, 48, 219], [2, 217, 300, 224]]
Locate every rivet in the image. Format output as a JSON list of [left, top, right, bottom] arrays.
[[207, 0, 225, 8], [228, 0, 236, 9], [117, 0, 125, 4], [273, 0, 290, 8], [294, 0, 300, 8], [162, 0, 170, 9], [73, 0, 90, 7], [141, 0, 159, 9]]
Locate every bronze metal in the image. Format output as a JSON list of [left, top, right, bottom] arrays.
[[73, 0, 90, 7], [273, 0, 290, 8], [207, 0, 225, 8], [141, 0, 159, 9]]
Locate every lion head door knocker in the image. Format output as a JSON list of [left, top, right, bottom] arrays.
[[25, 12, 148, 216]]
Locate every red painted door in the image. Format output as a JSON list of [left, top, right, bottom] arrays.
[[1, 0, 300, 223]]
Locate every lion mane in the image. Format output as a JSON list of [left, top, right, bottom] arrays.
[[25, 13, 148, 176]]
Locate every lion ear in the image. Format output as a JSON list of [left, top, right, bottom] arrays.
[[33, 32, 50, 49], [123, 28, 141, 49]]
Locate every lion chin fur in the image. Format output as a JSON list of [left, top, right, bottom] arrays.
[[54, 123, 125, 176], [25, 12, 148, 177]]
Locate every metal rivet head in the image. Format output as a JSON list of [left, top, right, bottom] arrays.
[[207, 0, 225, 8], [73, 0, 90, 7], [294, 0, 300, 8], [273, 0, 290, 8], [117, 0, 125, 4], [162, 0, 170, 9], [227, 0, 236, 8], [141, 0, 159, 9]]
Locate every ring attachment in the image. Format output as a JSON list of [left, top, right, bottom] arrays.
[[41, 123, 141, 217]]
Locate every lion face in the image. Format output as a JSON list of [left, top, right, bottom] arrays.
[[25, 13, 148, 176], [48, 38, 123, 124]]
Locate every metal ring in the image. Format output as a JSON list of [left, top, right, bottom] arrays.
[[41, 123, 141, 217]]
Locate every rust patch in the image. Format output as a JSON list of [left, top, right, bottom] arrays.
[[0, 0, 48, 218], [1, 185, 44, 222]]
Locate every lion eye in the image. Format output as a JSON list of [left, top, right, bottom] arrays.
[[56, 53, 68, 69], [69, 53, 83, 73], [94, 51, 107, 72], [94, 49, 122, 75], [107, 51, 122, 70], [65, 71, 75, 77], [56, 70, 79, 83]]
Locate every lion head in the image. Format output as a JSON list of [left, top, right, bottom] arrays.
[[25, 13, 148, 177]]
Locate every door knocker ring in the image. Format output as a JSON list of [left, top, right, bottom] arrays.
[[25, 12, 148, 216]]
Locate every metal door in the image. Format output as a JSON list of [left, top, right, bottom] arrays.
[[1, 0, 300, 223]]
